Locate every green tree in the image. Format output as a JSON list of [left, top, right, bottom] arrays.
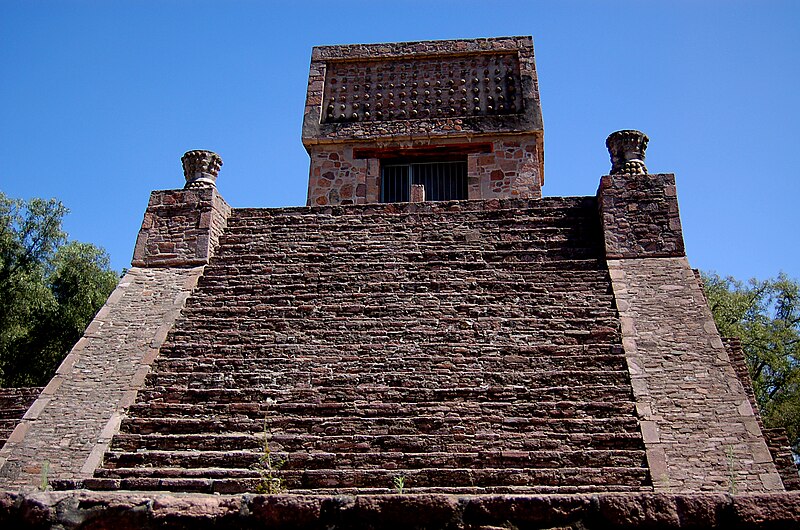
[[0, 192, 118, 387], [703, 272, 800, 454]]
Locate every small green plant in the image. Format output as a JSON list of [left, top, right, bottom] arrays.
[[252, 399, 286, 494], [392, 474, 406, 494], [39, 461, 50, 491], [726, 444, 738, 495]]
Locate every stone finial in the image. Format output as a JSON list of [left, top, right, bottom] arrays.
[[182, 150, 223, 189], [606, 130, 649, 175]]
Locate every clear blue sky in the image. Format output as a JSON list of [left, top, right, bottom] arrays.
[[1, 1, 798, 280]]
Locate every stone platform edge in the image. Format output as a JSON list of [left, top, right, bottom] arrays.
[[1, 490, 799, 529]]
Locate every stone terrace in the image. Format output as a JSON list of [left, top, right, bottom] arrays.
[[86, 197, 652, 494]]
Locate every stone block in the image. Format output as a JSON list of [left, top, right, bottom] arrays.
[[131, 188, 231, 267], [598, 173, 685, 259]]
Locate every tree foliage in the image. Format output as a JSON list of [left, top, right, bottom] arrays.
[[703, 271, 800, 454], [0, 192, 119, 387]]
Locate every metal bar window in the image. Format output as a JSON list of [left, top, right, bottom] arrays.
[[381, 160, 467, 203]]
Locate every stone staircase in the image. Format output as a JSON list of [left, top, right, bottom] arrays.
[[0, 387, 41, 448], [88, 197, 652, 494]]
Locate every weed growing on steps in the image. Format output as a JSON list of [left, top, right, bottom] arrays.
[[726, 445, 738, 495], [252, 399, 286, 494], [392, 474, 406, 494], [39, 461, 50, 491]]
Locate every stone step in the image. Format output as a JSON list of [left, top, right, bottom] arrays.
[[199, 265, 611, 279], [208, 253, 604, 269], [155, 341, 622, 359], [81, 477, 650, 495], [156, 340, 621, 356], [151, 354, 628, 376], [223, 209, 596, 223], [162, 330, 621, 349], [144, 369, 630, 391], [210, 261, 608, 276], [0, 388, 40, 414], [174, 304, 618, 317], [226, 206, 593, 224], [101, 448, 647, 471], [85, 465, 649, 494], [126, 399, 636, 421], [198, 262, 608, 276], [171, 314, 620, 332], [216, 238, 599, 253], [94, 465, 650, 486], [225, 202, 597, 226], [195, 276, 614, 294], [109, 431, 645, 453], [190, 273, 615, 290], [215, 241, 602, 257], [179, 304, 619, 321], [182, 292, 617, 309], [0, 418, 22, 430], [119, 414, 642, 437], [188, 278, 614, 292], [166, 322, 620, 335], [222, 219, 597, 236], [0, 409, 31, 420], [221, 215, 597, 231], [135, 382, 636, 405], [226, 205, 596, 225], [216, 235, 599, 252]]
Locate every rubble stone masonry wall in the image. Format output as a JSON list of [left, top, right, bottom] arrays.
[[3, 490, 800, 529], [0, 267, 203, 490], [306, 136, 541, 205], [607, 257, 783, 492], [724, 338, 800, 491], [598, 173, 685, 258], [132, 187, 231, 267]]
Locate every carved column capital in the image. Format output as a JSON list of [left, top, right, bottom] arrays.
[[606, 130, 649, 175], [182, 150, 223, 189]]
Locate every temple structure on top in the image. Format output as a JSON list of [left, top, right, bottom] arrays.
[[302, 37, 544, 205]]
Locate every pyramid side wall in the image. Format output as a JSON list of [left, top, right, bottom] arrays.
[[608, 257, 782, 492], [0, 267, 203, 490]]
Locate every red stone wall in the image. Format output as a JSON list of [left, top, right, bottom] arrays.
[[608, 257, 783, 492], [724, 337, 800, 491], [469, 137, 541, 199], [132, 187, 231, 267], [3, 490, 800, 529], [306, 146, 367, 205], [307, 136, 541, 206], [598, 173, 685, 259], [0, 267, 204, 490]]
